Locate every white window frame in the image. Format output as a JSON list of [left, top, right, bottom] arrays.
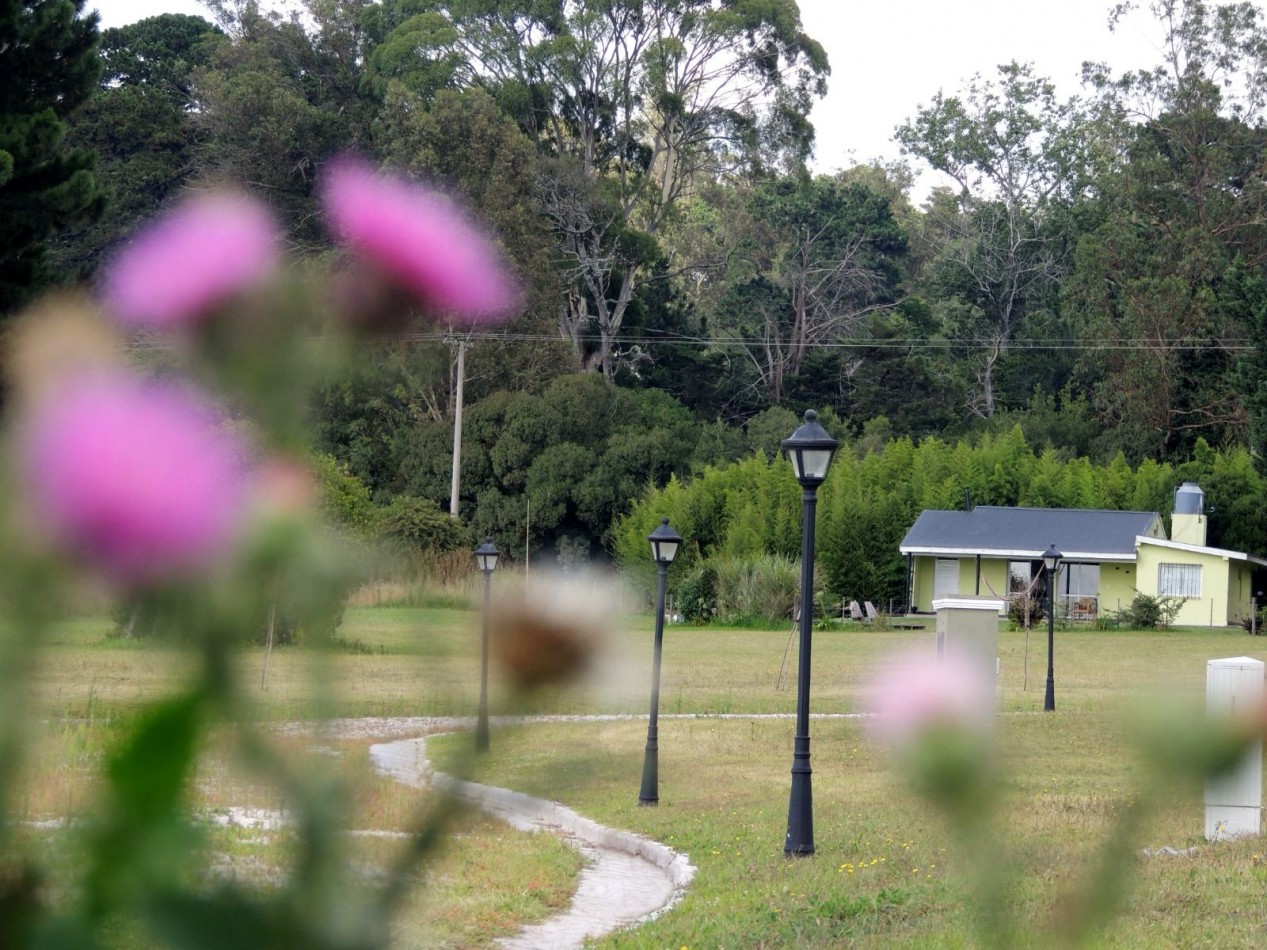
[[1158, 562, 1201, 598]]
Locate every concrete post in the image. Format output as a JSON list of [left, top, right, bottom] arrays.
[[1205, 656, 1264, 840]]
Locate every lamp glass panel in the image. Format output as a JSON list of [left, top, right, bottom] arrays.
[[800, 448, 834, 480], [787, 449, 805, 480], [476, 552, 499, 573], [653, 539, 680, 564]]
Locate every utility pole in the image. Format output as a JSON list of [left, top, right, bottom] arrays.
[[449, 339, 466, 518]]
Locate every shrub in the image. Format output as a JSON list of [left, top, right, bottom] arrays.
[[1007, 594, 1044, 628], [379, 495, 473, 555], [677, 565, 718, 624], [1238, 607, 1267, 634], [1113, 592, 1187, 629], [311, 452, 379, 537]]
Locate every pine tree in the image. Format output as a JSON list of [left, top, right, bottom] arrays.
[[0, 0, 104, 314]]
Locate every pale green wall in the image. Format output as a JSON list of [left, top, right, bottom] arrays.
[[1099, 563, 1136, 616], [1227, 561, 1254, 625], [916, 549, 1248, 625], [1135, 545, 1235, 627], [957, 558, 976, 594], [978, 559, 1009, 600], [912, 555, 934, 611], [912, 554, 1142, 619], [910, 556, 1010, 611]]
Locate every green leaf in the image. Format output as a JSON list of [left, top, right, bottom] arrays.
[[106, 692, 203, 821]]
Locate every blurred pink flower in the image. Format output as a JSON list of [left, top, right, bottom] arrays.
[[19, 372, 249, 586], [864, 648, 995, 750], [249, 455, 318, 519], [100, 192, 281, 329], [320, 158, 518, 322]]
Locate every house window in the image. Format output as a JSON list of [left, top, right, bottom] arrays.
[[1008, 560, 1033, 594], [1062, 563, 1100, 597], [1158, 563, 1201, 598]]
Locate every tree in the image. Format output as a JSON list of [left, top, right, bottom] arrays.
[[192, 0, 381, 245], [713, 175, 906, 406], [0, 0, 104, 313], [53, 13, 221, 281], [1068, 0, 1267, 459], [897, 62, 1087, 417], [389, 0, 830, 378], [1231, 259, 1267, 473], [378, 373, 719, 562]]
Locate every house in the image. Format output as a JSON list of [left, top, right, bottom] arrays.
[[899, 483, 1267, 627]]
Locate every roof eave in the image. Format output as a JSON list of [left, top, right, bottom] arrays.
[[1136, 535, 1267, 568], [900, 546, 1138, 562]]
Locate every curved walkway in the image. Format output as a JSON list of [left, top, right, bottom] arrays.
[[363, 719, 696, 950]]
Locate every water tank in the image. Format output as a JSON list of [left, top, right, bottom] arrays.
[[1174, 481, 1205, 515]]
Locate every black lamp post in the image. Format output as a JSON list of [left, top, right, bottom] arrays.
[[1042, 543, 1061, 713], [640, 517, 682, 806], [474, 538, 500, 751], [781, 410, 838, 856]]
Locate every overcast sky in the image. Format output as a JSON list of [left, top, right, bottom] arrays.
[[95, 0, 1267, 196]]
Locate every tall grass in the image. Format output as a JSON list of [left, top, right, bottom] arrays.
[[711, 553, 800, 623], [349, 550, 483, 609]]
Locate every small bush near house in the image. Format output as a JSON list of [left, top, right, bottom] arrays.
[[1007, 595, 1044, 628], [1113, 592, 1187, 629], [1236, 606, 1267, 634]]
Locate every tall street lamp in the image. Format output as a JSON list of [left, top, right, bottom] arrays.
[[640, 517, 682, 806], [1042, 543, 1062, 713], [781, 410, 838, 856], [474, 538, 500, 751]]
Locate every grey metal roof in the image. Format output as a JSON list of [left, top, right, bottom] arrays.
[[900, 507, 1163, 560]]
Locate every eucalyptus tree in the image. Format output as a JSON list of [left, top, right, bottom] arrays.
[[385, 0, 830, 378], [1071, 0, 1267, 460], [897, 62, 1089, 419], [712, 174, 907, 407]]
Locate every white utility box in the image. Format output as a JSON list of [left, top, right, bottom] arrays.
[[933, 596, 1005, 701], [1205, 656, 1264, 840]]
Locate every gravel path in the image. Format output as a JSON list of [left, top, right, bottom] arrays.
[[360, 718, 696, 950]]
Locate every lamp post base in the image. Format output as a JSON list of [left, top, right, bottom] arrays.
[[638, 738, 658, 806], [784, 746, 814, 857]]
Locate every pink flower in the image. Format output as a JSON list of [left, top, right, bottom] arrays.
[[100, 192, 281, 329], [864, 648, 995, 750], [18, 372, 249, 586], [320, 158, 518, 323]]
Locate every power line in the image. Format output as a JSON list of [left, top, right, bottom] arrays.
[[378, 330, 1262, 353], [124, 330, 1261, 353]]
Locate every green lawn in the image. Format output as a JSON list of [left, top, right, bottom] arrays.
[[23, 608, 1267, 947]]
